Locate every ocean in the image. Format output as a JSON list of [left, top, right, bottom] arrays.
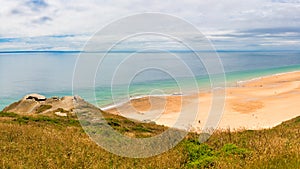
[[1, 50, 300, 110]]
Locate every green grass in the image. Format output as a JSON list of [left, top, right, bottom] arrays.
[[131, 124, 153, 133], [36, 104, 52, 113], [0, 111, 299, 168], [0, 111, 19, 118], [14, 116, 80, 126], [0, 111, 80, 126]]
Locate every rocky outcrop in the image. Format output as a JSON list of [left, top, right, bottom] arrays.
[[2, 94, 76, 116]]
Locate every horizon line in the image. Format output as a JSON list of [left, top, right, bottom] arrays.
[[0, 49, 299, 54]]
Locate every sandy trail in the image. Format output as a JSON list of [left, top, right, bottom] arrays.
[[106, 71, 300, 131]]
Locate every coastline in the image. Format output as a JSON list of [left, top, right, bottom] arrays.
[[99, 65, 300, 110], [236, 70, 300, 86], [105, 70, 300, 131]]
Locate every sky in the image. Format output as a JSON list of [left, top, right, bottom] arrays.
[[0, 0, 299, 51]]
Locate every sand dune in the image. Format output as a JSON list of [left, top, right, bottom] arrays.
[[106, 71, 300, 131]]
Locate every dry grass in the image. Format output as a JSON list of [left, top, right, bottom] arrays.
[[0, 111, 299, 168]]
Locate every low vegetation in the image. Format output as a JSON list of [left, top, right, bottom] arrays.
[[36, 104, 52, 113], [0, 111, 299, 168]]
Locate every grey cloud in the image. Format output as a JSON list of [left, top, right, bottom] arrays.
[[27, 0, 48, 11], [208, 27, 300, 50], [209, 27, 300, 40], [244, 27, 300, 34], [272, 0, 300, 3], [10, 9, 23, 15], [32, 16, 52, 24]]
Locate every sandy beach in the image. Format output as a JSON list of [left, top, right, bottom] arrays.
[[106, 71, 300, 131]]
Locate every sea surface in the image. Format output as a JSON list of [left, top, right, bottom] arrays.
[[1, 50, 300, 110]]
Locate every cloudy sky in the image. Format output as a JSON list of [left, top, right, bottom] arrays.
[[0, 0, 299, 51]]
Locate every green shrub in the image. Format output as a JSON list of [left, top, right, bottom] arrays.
[[0, 112, 19, 118], [220, 143, 250, 158], [132, 125, 152, 133], [36, 105, 52, 113], [15, 116, 30, 124], [185, 141, 218, 168], [13, 115, 79, 126]]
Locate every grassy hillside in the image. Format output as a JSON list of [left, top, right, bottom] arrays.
[[0, 111, 299, 168]]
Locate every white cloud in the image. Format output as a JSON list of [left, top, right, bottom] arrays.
[[0, 0, 299, 50]]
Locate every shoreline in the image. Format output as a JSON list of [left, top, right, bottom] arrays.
[[103, 70, 299, 110], [101, 69, 300, 111], [101, 94, 177, 111], [105, 70, 300, 131], [236, 70, 300, 85]]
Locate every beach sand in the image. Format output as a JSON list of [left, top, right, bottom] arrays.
[[106, 71, 300, 131]]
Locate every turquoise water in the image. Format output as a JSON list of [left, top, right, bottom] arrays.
[[93, 64, 300, 108], [1, 51, 300, 109]]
